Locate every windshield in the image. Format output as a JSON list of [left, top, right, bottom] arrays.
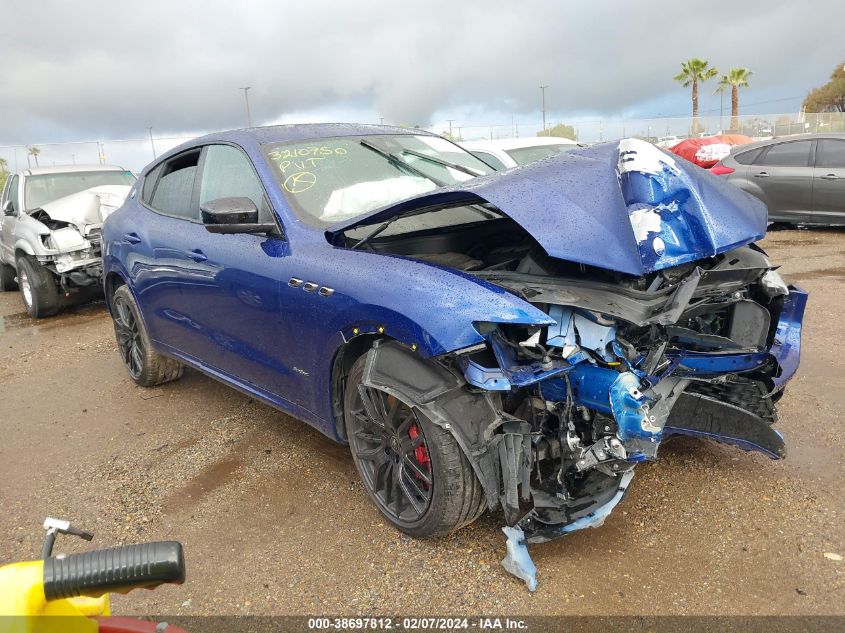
[[25, 171, 136, 210], [262, 134, 493, 227], [505, 144, 579, 166]]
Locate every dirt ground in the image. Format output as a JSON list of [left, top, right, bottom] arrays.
[[0, 229, 843, 616]]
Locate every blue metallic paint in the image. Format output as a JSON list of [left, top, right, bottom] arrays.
[[103, 125, 553, 440], [771, 286, 807, 388]]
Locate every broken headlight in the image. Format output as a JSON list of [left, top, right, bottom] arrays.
[[46, 227, 88, 252]]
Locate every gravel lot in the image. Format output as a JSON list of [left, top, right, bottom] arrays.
[[0, 229, 843, 615]]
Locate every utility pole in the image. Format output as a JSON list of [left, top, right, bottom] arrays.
[[240, 87, 253, 127], [447, 119, 455, 137], [148, 127, 156, 159], [540, 84, 549, 134]]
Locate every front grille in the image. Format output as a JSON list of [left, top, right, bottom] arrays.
[[685, 378, 777, 424]]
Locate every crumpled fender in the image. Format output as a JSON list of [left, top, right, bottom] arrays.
[[302, 245, 554, 359]]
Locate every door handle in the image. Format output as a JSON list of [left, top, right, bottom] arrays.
[[820, 174, 840, 180], [123, 232, 141, 244], [753, 172, 769, 178], [186, 249, 207, 262]]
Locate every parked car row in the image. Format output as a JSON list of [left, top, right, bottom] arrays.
[[91, 124, 804, 589]]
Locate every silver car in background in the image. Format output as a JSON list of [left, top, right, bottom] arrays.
[[0, 164, 135, 317], [714, 132, 845, 226], [460, 137, 583, 170]]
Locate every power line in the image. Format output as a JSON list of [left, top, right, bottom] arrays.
[[659, 95, 804, 119]]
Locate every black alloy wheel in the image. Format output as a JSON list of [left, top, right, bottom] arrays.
[[348, 384, 434, 524], [113, 293, 144, 380]]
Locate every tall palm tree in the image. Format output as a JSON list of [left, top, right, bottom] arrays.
[[718, 68, 753, 133], [674, 58, 719, 134], [27, 146, 40, 167]]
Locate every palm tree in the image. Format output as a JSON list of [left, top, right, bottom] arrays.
[[27, 146, 40, 167], [674, 58, 719, 134], [718, 68, 753, 133]]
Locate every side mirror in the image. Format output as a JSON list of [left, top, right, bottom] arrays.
[[3, 200, 15, 216], [200, 197, 276, 235]]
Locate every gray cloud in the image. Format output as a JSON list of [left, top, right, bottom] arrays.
[[1, 0, 842, 144]]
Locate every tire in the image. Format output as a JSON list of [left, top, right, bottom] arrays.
[[0, 263, 17, 291], [111, 284, 184, 387], [344, 354, 485, 538], [16, 255, 60, 318]]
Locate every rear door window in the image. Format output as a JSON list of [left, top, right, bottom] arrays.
[[141, 164, 163, 204], [759, 141, 813, 167], [734, 148, 763, 165], [815, 139, 845, 168], [149, 150, 201, 219]]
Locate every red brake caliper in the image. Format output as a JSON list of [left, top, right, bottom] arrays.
[[408, 423, 430, 486]]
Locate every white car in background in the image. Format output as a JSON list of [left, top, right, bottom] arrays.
[[460, 137, 583, 170], [0, 164, 135, 317]]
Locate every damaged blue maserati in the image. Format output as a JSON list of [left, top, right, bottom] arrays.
[[102, 125, 806, 589]]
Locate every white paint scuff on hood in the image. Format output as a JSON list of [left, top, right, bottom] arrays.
[[628, 206, 663, 243], [38, 185, 131, 232], [617, 138, 681, 177]]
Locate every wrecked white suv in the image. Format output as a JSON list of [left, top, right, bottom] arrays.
[[0, 165, 135, 317]]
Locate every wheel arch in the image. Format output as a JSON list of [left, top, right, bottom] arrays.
[[14, 244, 35, 261], [329, 333, 389, 442], [104, 270, 128, 313]]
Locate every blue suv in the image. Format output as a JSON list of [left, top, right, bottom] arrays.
[[103, 125, 805, 552]]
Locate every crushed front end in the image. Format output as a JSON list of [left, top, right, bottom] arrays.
[[456, 244, 806, 545], [344, 138, 807, 588]]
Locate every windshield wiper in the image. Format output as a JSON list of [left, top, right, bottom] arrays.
[[349, 207, 431, 251], [400, 149, 486, 177], [359, 140, 446, 187]]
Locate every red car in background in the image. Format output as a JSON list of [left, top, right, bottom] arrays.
[[669, 134, 753, 169]]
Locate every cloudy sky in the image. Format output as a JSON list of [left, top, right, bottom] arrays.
[[1, 0, 842, 168]]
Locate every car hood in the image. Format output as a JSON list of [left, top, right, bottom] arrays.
[[36, 185, 132, 230], [326, 139, 767, 277]]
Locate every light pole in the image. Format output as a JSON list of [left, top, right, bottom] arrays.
[[540, 84, 549, 134], [148, 126, 156, 159], [240, 87, 253, 128]]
